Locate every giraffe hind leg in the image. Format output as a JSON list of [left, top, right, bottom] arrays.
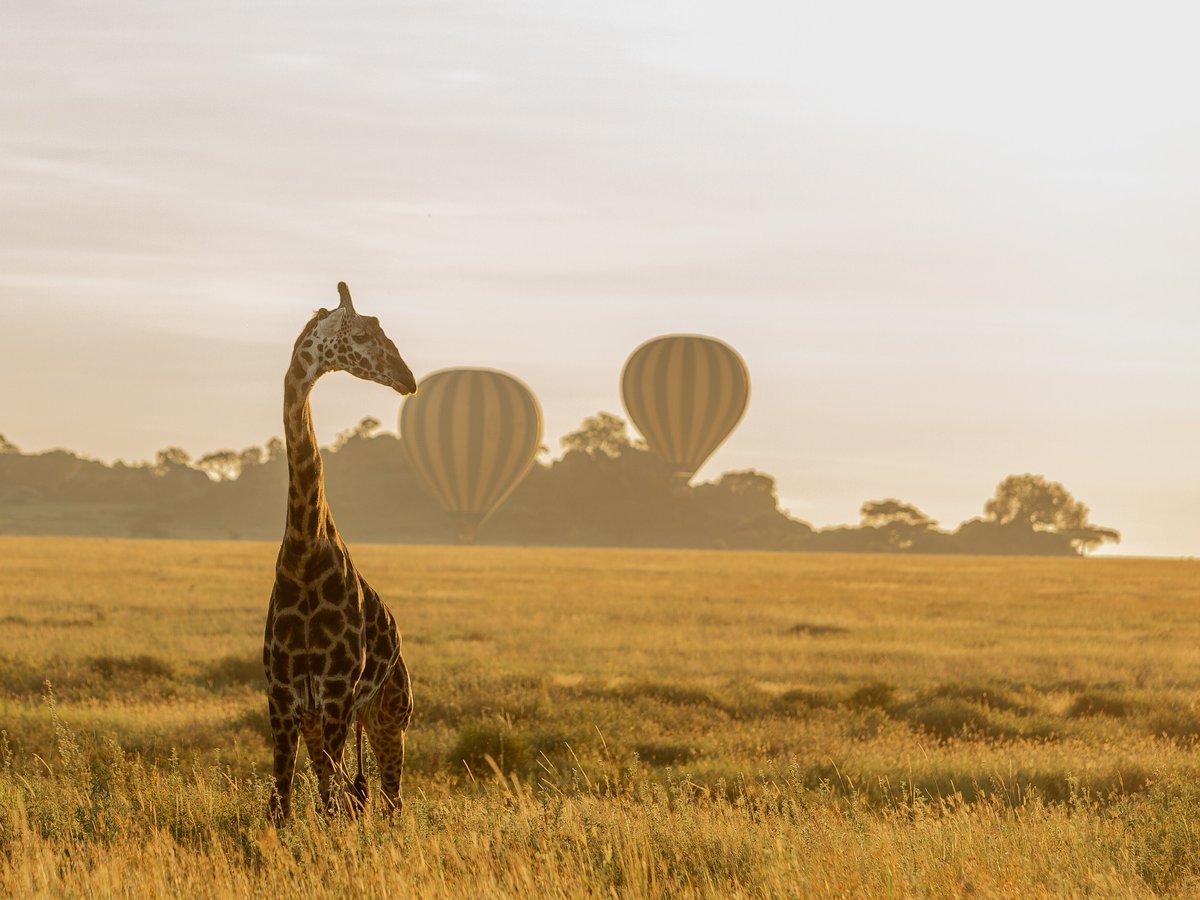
[[367, 723, 406, 816], [366, 666, 412, 817]]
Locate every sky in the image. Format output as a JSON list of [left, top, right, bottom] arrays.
[[1, 1, 1197, 556]]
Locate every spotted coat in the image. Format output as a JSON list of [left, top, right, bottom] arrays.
[[263, 284, 417, 820]]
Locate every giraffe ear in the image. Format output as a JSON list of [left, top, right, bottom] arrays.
[[337, 282, 356, 313]]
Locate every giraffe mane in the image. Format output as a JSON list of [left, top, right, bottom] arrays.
[[291, 310, 329, 352]]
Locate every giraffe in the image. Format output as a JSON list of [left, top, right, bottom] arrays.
[[262, 281, 416, 821]]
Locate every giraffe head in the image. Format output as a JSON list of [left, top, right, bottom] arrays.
[[293, 282, 417, 395]]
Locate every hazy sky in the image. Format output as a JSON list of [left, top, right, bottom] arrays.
[[2, 1, 1197, 556]]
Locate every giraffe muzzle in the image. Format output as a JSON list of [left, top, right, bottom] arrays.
[[391, 364, 417, 396]]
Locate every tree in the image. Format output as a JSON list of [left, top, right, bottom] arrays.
[[333, 416, 382, 450], [196, 449, 241, 481], [984, 474, 1119, 554], [984, 474, 1088, 531], [265, 437, 285, 461], [561, 412, 640, 458], [860, 498, 937, 550], [239, 446, 265, 470], [712, 471, 780, 518], [0, 434, 19, 454], [719, 470, 777, 500], [860, 499, 934, 529], [154, 446, 191, 475], [1064, 526, 1122, 556]]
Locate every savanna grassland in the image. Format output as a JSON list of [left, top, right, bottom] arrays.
[[1, 537, 1199, 897]]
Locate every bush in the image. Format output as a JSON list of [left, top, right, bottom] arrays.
[[926, 681, 1029, 714], [1066, 691, 1132, 719], [88, 655, 174, 680], [1145, 708, 1200, 741], [846, 682, 895, 710], [633, 741, 698, 766], [614, 681, 725, 710], [784, 622, 849, 637], [905, 698, 988, 740], [773, 688, 836, 712], [201, 654, 262, 689], [451, 721, 531, 775]]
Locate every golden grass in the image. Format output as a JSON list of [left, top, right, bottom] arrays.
[[1, 537, 1199, 896]]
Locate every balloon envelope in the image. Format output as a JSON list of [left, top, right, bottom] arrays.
[[399, 368, 543, 542], [620, 335, 750, 481]]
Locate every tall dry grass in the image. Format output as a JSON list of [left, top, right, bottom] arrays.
[[1, 537, 1198, 896]]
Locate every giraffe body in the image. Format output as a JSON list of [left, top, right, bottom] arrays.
[[263, 283, 416, 820]]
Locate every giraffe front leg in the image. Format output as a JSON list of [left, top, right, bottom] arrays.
[[268, 699, 299, 822]]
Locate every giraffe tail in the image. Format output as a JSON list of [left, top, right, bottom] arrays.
[[351, 720, 369, 811], [296, 674, 323, 746]]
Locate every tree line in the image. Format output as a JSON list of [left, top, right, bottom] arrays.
[[0, 417, 1119, 555]]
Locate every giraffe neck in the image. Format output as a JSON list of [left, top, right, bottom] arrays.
[[282, 366, 335, 542]]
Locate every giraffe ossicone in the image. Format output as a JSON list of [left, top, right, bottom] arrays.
[[263, 281, 416, 821]]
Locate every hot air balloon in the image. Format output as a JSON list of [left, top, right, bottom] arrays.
[[620, 335, 750, 483], [399, 368, 542, 543]]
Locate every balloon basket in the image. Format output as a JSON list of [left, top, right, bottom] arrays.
[[456, 518, 480, 545]]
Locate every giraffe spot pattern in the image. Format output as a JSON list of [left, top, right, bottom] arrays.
[[265, 297, 415, 821]]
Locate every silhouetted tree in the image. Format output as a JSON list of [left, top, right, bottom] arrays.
[[560, 412, 641, 458], [196, 449, 241, 481], [1064, 526, 1123, 556], [860, 499, 934, 528], [239, 446, 265, 470], [333, 416, 382, 450], [860, 498, 937, 550], [0, 434, 18, 454], [984, 474, 1118, 554], [687, 470, 811, 549], [154, 446, 191, 475], [985, 474, 1086, 531], [719, 470, 776, 501], [0, 415, 1123, 556]]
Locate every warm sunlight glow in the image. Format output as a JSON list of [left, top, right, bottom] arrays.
[[1, 1, 1196, 555]]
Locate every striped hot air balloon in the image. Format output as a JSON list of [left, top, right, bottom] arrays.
[[399, 368, 542, 543], [620, 335, 750, 482]]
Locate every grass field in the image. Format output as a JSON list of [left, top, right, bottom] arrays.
[[1, 537, 1199, 897]]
